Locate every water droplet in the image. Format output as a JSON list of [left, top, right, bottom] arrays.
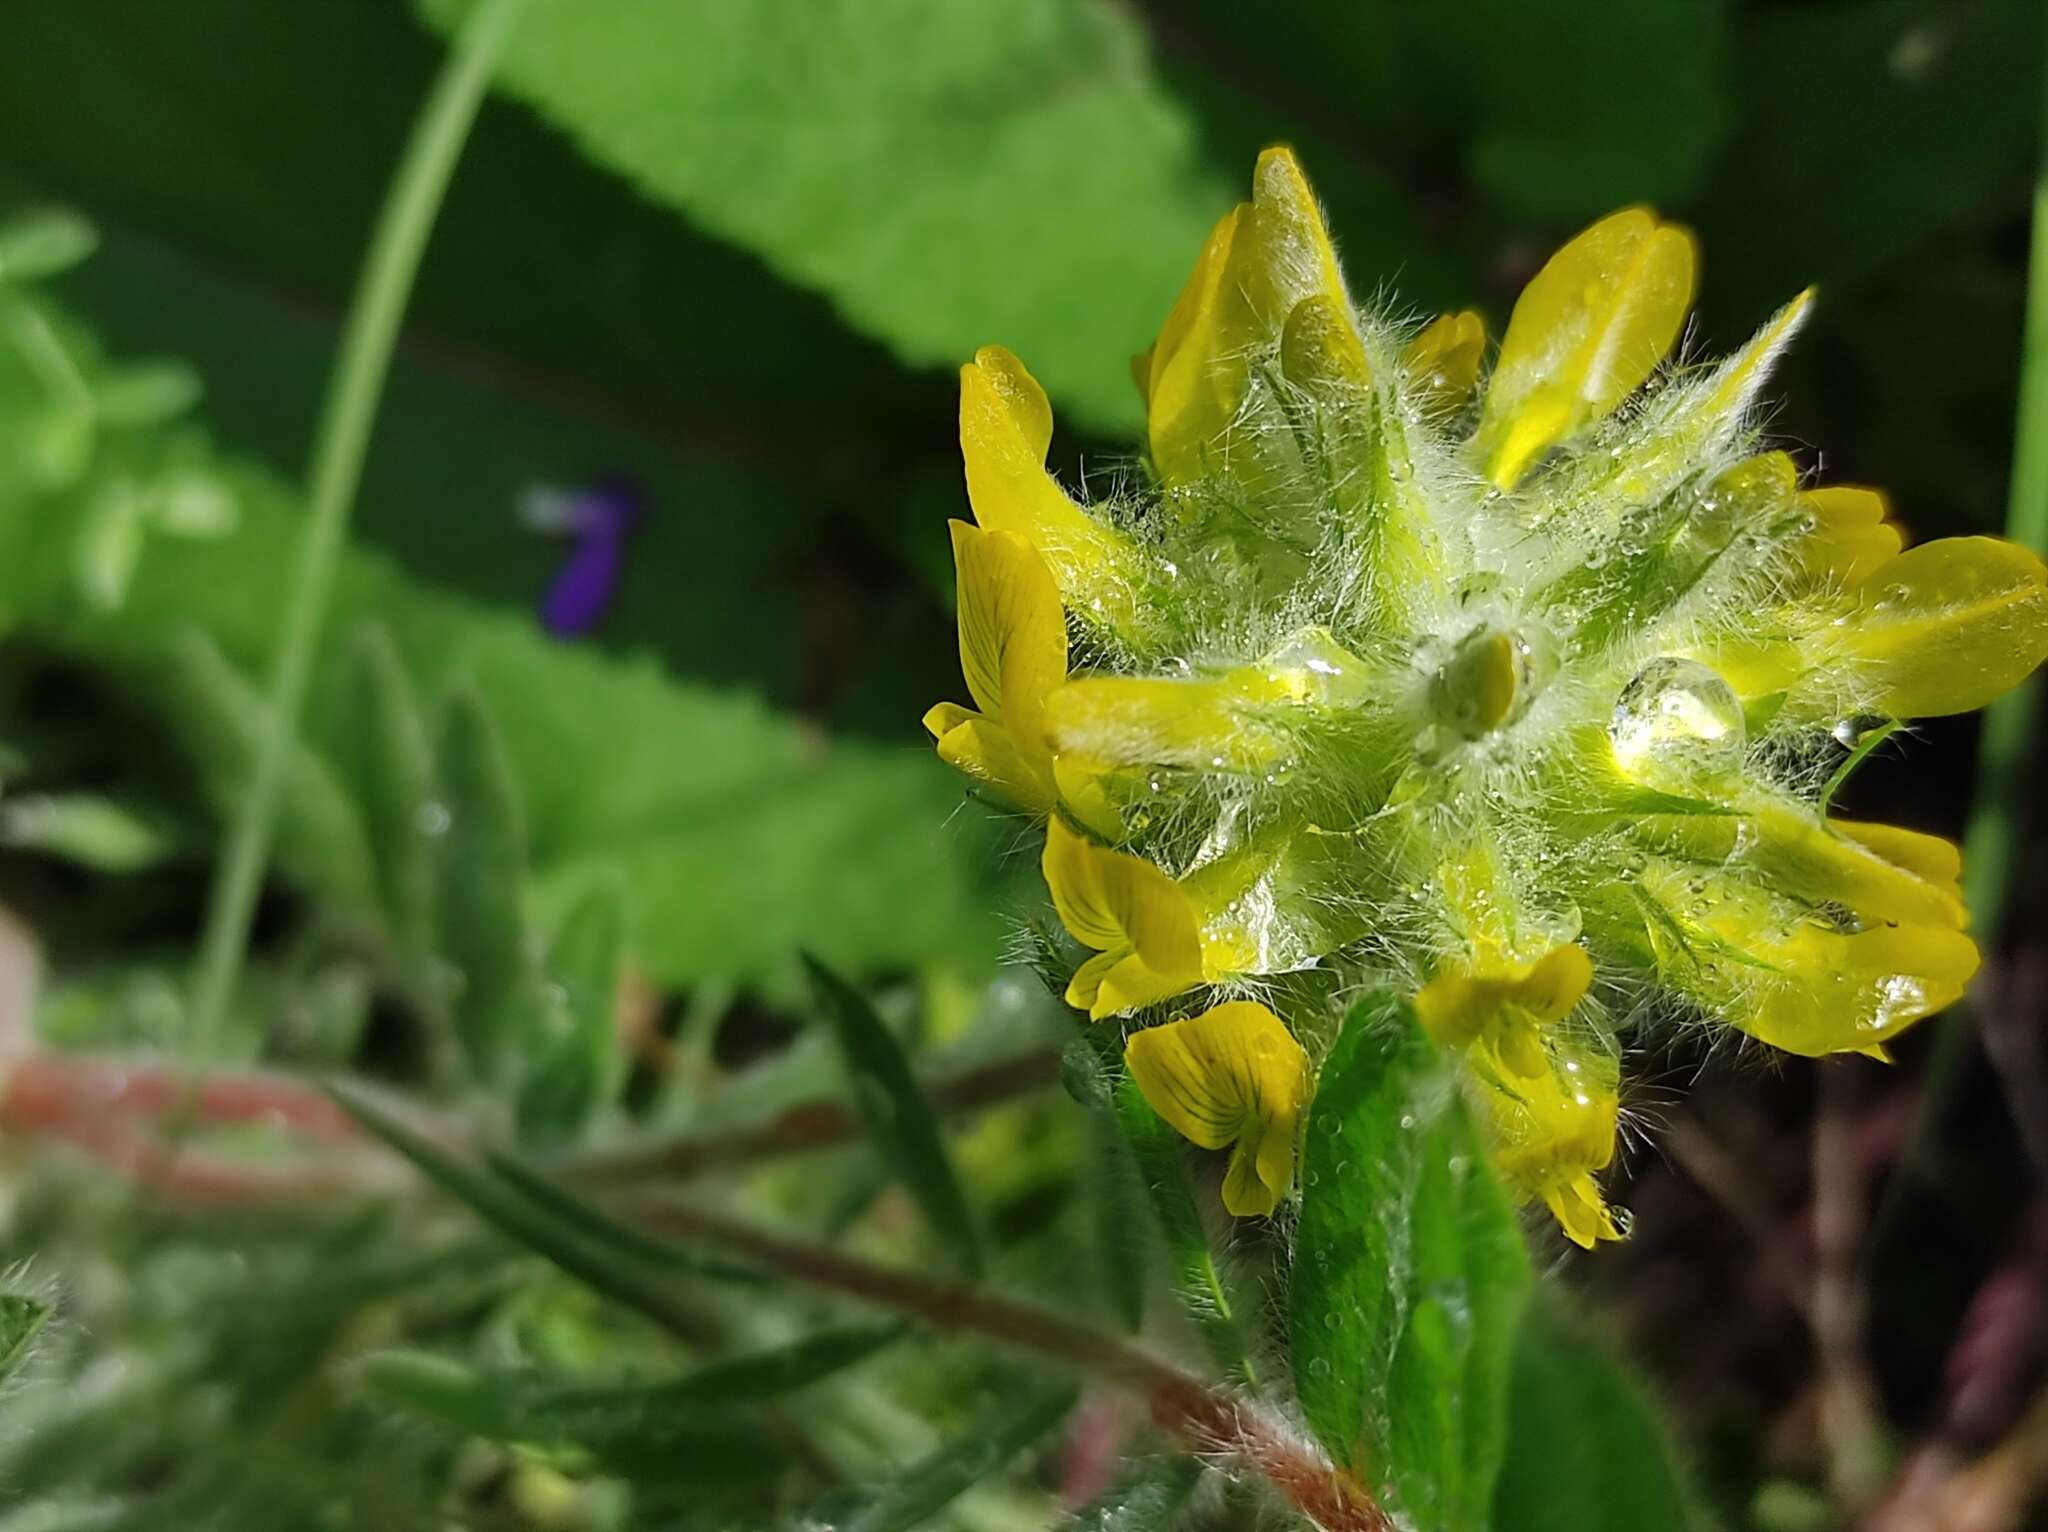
[[414, 800, 451, 836], [1608, 657, 1745, 791]]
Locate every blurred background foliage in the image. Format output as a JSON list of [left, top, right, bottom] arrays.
[[0, 0, 2043, 1528]]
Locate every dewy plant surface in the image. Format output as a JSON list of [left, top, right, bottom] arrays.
[[927, 147, 2048, 1246]]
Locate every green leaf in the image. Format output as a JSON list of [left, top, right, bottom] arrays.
[[330, 1084, 755, 1347], [803, 953, 983, 1277], [482, 1153, 764, 1287], [0, 791, 175, 873], [0, 309, 1018, 986], [0, 1292, 48, 1383], [0, 209, 96, 283], [161, 629, 377, 910], [1061, 1036, 1151, 1332], [335, 623, 436, 957], [1113, 1076, 1251, 1381], [835, 1378, 1079, 1532], [416, 0, 1231, 432], [1289, 992, 1531, 1531], [433, 686, 532, 1083], [515, 881, 627, 1146], [366, 1322, 904, 1464], [1493, 1298, 1706, 1532], [1066, 1455, 1202, 1531]]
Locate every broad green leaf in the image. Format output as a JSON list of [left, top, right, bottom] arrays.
[[161, 629, 377, 910], [1289, 992, 1531, 1531], [0, 360, 1015, 986], [331, 1085, 757, 1347], [515, 881, 627, 1146], [1113, 1077, 1252, 1381], [1493, 1299, 1706, 1532], [336, 624, 436, 958], [836, 1378, 1079, 1532], [433, 687, 532, 1084], [1067, 1455, 1202, 1531], [0, 1293, 48, 1383], [417, 0, 1230, 432], [0, 791, 174, 873], [804, 954, 983, 1277]]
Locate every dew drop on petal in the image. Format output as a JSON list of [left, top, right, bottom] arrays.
[[1608, 656, 1745, 791]]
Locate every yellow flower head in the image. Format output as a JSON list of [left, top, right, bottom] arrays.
[[926, 146, 2048, 1241], [1124, 1000, 1308, 1218]]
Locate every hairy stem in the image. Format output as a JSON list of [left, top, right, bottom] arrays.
[[184, 0, 523, 1055], [560, 1047, 1060, 1184], [624, 1191, 1389, 1532]]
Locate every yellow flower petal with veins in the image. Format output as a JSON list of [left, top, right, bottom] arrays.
[[959, 346, 1133, 613], [1417, 944, 1593, 1081], [1478, 207, 1696, 489], [1124, 1000, 1307, 1217], [1477, 1032, 1623, 1249], [923, 520, 1068, 816], [1042, 817, 1204, 1019]]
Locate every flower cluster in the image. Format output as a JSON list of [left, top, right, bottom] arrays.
[[925, 149, 2048, 1245]]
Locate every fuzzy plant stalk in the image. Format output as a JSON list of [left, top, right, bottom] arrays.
[[924, 148, 2048, 1246]]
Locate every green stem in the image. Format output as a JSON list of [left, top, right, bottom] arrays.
[[184, 0, 522, 1053], [1878, 23, 2048, 1211]]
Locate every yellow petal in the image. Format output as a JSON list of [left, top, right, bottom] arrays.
[[1544, 1175, 1623, 1249], [1638, 859, 1979, 1055], [1145, 147, 1355, 487], [1043, 627, 1369, 772], [922, 701, 976, 741], [1837, 536, 2048, 717], [949, 520, 1064, 772], [1124, 1000, 1306, 1215], [1416, 944, 1593, 1049], [1042, 817, 1203, 1012], [1279, 292, 1372, 392], [960, 346, 1132, 605], [1477, 1028, 1623, 1245], [1478, 207, 1696, 489], [1403, 310, 1486, 404], [1635, 801, 1966, 931], [932, 716, 1055, 817], [1833, 819, 1962, 899], [1797, 485, 1902, 587]]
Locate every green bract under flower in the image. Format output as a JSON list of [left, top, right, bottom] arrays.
[[925, 147, 2048, 1246]]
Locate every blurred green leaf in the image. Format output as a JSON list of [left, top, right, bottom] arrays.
[[0, 791, 175, 873], [0, 1293, 48, 1385], [484, 1154, 763, 1285], [804, 953, 983, 1277], [1066, 1455, 1202, 1531], [432, 686, 531, 1083], [335, 623, 436, 957], [1112, 1075, 1251, 1381], [366, 1321, 904, 1467], [418, 0, 1229, 432], [161, 629, 377, 910], [830, 1377, 1079, 1532], [0, 342, 1017, 986], [1493, 1298, 1707, 1532], [0, 208, 96, 282], [1061, 1037, 1151, 1332], [332, 1085, 755, 1345], [515, 880, 627, 1145], [1288, 992, 1530, 1531]]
